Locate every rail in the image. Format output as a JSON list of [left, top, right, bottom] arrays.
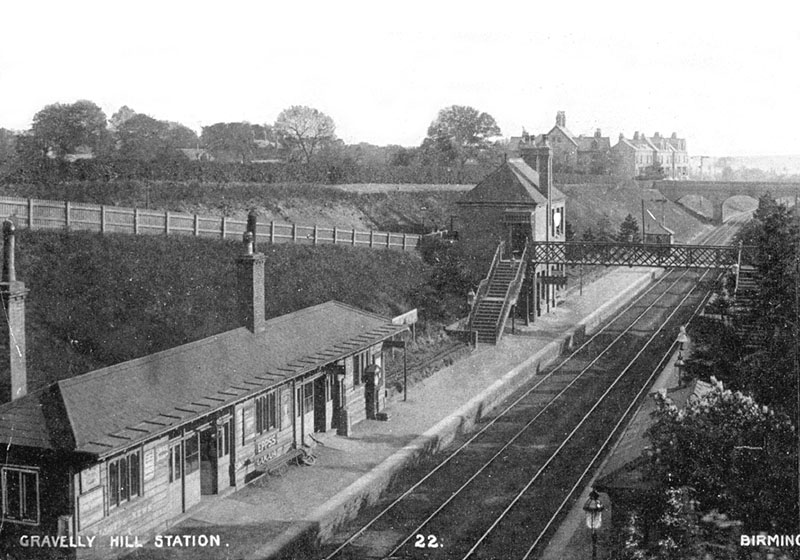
[[494, 239, 528, 342], [467, 241, 505, 330], [0, 195, 421, 252]]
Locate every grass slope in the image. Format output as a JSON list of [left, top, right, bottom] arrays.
[[10, 230, 434, 393]]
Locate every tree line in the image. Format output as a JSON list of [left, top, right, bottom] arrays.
[[0, 101, 507, 185]]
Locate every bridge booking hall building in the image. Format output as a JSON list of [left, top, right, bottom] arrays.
[[0, 224, 408, 558], [457, 142, 566, 343]]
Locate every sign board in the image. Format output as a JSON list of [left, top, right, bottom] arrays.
[[540, 275, 568, 287], [392, 309, 418, 326], [79, 465, 100, 494], [77, 486, 104, 530], [143, 448, 155, 482], [156, 444, 169, 463]]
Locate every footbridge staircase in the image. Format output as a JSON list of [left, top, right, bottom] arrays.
[[468, 241, 528, 344]]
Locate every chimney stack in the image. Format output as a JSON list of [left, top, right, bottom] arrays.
[[0, 221, 27, 402], [556, 111, 566, 128], [595, 128, 602, 138], [236, 230, 266, 334]]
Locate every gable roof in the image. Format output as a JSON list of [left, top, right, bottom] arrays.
[[575, 136, 611, 152], [459, 158, 565, 206], [547, 125, 578, 146], [0, 301, 406, 457]]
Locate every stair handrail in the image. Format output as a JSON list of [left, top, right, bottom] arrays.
[[468, 241, 505, 330], [494, 239, 529, 342]]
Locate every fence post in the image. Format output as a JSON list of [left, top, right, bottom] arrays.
[[165, 211, 170, 235], [292, 223, 297, 243], [270, 221, 275, 244], [333, 226, 337, 245], [313, 225, 318, 246], [352, 227, 356, 246], [65, 201, 71, 231], [134, 208, 139, 234], [386, 233, 391, 248], [27, 199, 33, 230], [370, 229, 374, 248], [194, 214, 199, 236], [402, 233, 407, 251], [100, 205, 106, 234], [221, 216, 227, 240]]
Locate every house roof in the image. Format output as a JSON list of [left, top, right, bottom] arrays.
[[547, 125, 579, 146], [0, 301, 406, 457], [458, 158, 565, 206], [575, 136, 611, 152]]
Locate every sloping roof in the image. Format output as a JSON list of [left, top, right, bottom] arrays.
[[547, 125, 579, 146], [459, 158, 565, 206], [0, 301, 406, 457], [575, 136, 611, 152]]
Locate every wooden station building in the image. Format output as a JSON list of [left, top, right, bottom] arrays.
[[457, 142, 567, 327], [0, 225, 408, 558]]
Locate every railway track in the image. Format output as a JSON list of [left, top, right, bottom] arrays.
[[318, 217, 746, 560]]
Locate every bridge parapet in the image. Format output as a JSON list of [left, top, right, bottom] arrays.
[[530, 241, 756, 269]]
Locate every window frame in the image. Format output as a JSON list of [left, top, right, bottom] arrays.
[[107, 448, 142, 510], [1, 466, 39, 526], [184, 433, 200, 475], [255, 390, 280, 434]]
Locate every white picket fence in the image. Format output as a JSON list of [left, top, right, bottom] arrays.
[[0, 196, 422, 252]]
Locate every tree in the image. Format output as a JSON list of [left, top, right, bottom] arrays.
[[109, 105, 137, 130], [617, 213, 640, 242], [31, 100, 109, 159], [201, 122, 256, 163], [646, 379, 795, 531], [163, 122, 199, 150], [423, 105, 501, 181], [116, 114, 171, 161], [0, 128, 19, 178], [274, 105, 336, 165]]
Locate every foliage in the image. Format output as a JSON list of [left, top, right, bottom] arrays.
[[617, 213, 640, 242], [645, 379, 796, 531], [418, 236, 477, 318], [31, 100, 110, 159], [201, 122, 257, 163], [581, 227, 596, 241], [274, 105, 336, 165], [0, 129, 19, 178], [423, 105, 501, 181]]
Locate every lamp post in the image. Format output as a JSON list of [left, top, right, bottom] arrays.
[[674, 353, 686, 388], [583, 489, 604, 560]]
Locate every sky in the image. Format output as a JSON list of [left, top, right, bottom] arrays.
[[1, 1, 798, 157]]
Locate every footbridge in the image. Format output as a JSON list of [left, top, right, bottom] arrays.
[[654, 180, 800, 224], [529, 241, 755, 268]]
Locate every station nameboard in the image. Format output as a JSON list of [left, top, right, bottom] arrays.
[[540, 275, 568, 287], [392, 309, 418, 326]]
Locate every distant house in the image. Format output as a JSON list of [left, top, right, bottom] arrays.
[[0, 226, 408, 559], [612, 131, 689, 180], [545, 111, 579, 173]]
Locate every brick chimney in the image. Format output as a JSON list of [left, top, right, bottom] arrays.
[[236, 230, 266, 334], [0, 221, 27, 402], [556, 111, 566, 128], [595, 128, 602, 138]]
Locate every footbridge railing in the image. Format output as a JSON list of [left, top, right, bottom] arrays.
[[529, 242, 756, 269]]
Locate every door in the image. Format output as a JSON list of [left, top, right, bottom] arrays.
[[313, 376, 327, 432], [296, 382, 315, 445], [166, 440, 184, 518], [216, 419, 232, 491], [330, 366, 345, 430], [509, 224, 529, 256], [199, 427, 218, 496]]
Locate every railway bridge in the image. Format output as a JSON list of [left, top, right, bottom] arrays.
[[654, 180, 800, 224]]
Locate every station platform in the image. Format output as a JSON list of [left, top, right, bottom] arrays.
[[124, 266, 662, 560]]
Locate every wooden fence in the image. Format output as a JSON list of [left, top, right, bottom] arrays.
[[0, 196, 422, 252]]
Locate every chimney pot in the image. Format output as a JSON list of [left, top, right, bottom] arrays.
[[242, 231, 254, 256], [2, 220, 16, 283], [0, 219, 26, 403]]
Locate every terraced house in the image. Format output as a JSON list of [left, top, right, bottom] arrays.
[[0, 224, 408, 559]]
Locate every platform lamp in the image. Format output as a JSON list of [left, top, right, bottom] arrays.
[[674, 353, 686, 388], [583, 489, 604, 560]]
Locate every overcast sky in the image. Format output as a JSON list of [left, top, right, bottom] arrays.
[[1, 1, 797, 157]]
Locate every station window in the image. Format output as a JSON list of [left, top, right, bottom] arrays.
[[184, 433, 200, 475], [303, 383, 314, 414], [256, 391, 279, 433], [1, 467, 38, 525], [353, 352, 370, 386], [168, 441, 182, 483], [108, 449, 142, 509]]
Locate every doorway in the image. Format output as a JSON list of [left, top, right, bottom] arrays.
[[199, 427, 218, 496]]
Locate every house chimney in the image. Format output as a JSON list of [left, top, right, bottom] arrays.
[[246, 209, 258, 253], [237, 230, 266, 333], [556, 111, 566, 128], [595, 128, 602, 138], [634, 131, 640, 141], [619, 133, 624, 141], [0, 221, 27, 402]]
